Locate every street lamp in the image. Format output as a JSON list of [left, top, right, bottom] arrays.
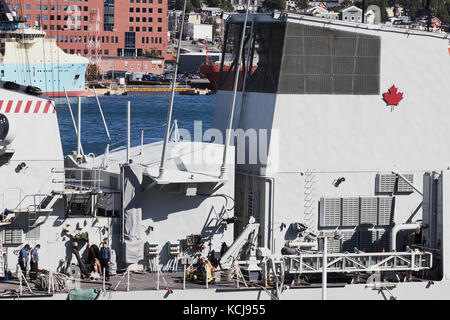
[[319, 230, 341, 300]]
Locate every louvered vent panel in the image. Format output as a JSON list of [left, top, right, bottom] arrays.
[[378, 197, 394, 226], [341, 231, 359, 252], [26, 226, 40, 240], [319, 198, 341, 227], [397, 174, 414, 193], [3, 229, 23, 245], [342, 197, 359, 226], [377, 230, 390, 252], [375, 174, 396, 193], [322, 232, 341, 253], [360, 230, 377, 252], [360, 197, 378, 225]]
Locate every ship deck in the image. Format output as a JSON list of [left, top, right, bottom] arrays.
[[0, 271, 246, 298]]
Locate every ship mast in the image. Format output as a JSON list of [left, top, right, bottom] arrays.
[[158, 0, 187, 179], [219, 0, 251, 179]]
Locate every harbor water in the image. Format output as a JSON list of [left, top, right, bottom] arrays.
[[55, 93, 216, 156]]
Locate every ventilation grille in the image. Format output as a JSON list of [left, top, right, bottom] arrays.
[[378, 197, 394, 226], [360, 230, 378, 252], [321, 231, 342, 253], [3, 229, 23, 245], [25, 226, 40, 240], [375, 174, 396, 193], [341, 231, 359, 252], [397, 174, 414, 193], [376, 173, 414, 194], [322, 229, 386, 253], [320, 196, 393, 227], [319, 198, 341, 227], [342, 197, 359, 226], [360, 197, 378, 225]]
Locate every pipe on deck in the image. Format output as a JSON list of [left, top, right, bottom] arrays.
[[390, 223, 422, 251]]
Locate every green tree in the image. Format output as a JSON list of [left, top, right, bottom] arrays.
[[174, 0, 202, 12], [433, 0, 450, 24], [295, 0, 309, 10], [359, 0, 389, 21], [205, 17, 220, 39], [220, 0, 234, 11], [262, 0, 286, 11], [87, 64, 101, 81], [206, 0, 221, 6], [340, 0, 354, 8], [399, 0, 421, 20]]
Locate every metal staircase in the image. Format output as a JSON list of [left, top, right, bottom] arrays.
[[66, 193, 92, 215], [3, 193, 61, 228]]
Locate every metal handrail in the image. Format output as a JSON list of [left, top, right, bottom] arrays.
[[14, 194, 47, 212], [2, 188, 23, 213], [51, 167, 104, 190]]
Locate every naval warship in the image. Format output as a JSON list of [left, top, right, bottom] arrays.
[[0, 3, 449, 300]]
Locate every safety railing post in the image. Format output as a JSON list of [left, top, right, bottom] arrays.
[[103, 268, 106, 292], [127, 269, 130, 292], [183, 264, 186, 290], [205, 264, 208, 289], [19, 267, 23, 296]]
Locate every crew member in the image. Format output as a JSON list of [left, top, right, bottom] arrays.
[[18, 244, 30, 276], [99, 241, 111, 281], [86, 243, 101, 275], [30, 244, 40, 280]]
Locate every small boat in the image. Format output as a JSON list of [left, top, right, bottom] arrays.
[[104, 90, 128, 96], [179, 89, 210, 96]]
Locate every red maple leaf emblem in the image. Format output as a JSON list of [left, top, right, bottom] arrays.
[[383, 85, 404, 106]]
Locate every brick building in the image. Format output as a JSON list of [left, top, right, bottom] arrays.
[[6, 0, 168, 60]]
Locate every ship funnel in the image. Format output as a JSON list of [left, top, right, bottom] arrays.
[[0, 114, 16, 146]]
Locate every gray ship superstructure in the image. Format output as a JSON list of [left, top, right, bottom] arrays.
[[0, 11, 450, 300]]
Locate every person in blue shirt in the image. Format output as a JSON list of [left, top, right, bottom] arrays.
[[18, 244, 30, 275], [30, 244, 40, 280], [99, 242, 111, 281]]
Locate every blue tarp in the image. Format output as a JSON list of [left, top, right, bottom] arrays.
[[67, 288, 100, 300]]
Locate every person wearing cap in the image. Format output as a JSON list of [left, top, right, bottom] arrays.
[[18, 244, 30, 276], [99, 242, 111, 281], [30, 244, 40, 280]]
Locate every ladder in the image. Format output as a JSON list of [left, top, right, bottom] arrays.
[[303, 169, 316, 228]]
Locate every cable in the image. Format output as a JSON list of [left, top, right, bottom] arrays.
[[196, 193, 235, 212]]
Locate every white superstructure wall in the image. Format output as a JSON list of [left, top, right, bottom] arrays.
[[213, 17, 450, 261]]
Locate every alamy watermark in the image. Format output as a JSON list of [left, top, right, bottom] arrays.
[[166, 121, 280, 170]]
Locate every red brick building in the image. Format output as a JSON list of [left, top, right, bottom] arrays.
[[6, 0, 168, 60]]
